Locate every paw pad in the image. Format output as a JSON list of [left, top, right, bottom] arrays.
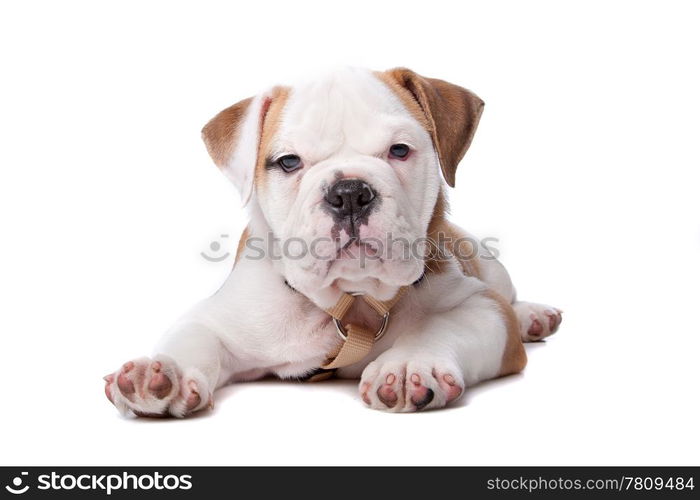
[[147, 362, 173, 399]]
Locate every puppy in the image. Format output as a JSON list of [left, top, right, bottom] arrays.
[[104, 67, 562, 415]]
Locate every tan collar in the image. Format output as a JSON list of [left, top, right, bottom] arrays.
[[320, 286, 409, 370]]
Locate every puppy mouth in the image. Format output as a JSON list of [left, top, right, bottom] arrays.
[[330, 217, 368, 241], [317, 239, 384, 287], [334, 238, 381, 261]]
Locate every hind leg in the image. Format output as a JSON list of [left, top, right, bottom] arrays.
[[512, 302, 563, 342]]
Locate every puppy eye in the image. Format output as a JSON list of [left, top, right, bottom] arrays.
[[277, 154, 303, 173], [388, 143, 411, 160]]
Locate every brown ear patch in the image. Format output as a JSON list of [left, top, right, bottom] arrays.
[[379, 68, 484, 187], [201, 86, 290, 203], [254, 86, 290, 189], [201, 97, 254, 169], [375, 71, 430, 128]]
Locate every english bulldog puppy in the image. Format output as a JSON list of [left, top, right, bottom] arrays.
[[104, 67, 562, 416]]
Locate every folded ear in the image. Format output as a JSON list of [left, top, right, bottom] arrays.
[[385, 68, 485, 187], [201, 90, 277, 205]]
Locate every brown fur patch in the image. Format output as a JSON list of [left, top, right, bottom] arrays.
[[423, 191, 450, 275], [201, 86, 290, 197], [378, 68, 484, 187], [254, 86, 291, 191], [201, 97, 253, 168], [485, 289, 527, 376], [422, 191, 482, 279], [374, 70, 431, 129]]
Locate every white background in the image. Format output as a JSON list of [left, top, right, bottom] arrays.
[[1, 0, 698, 466]]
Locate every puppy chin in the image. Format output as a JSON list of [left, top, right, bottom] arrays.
[[287, 257, 424, 309]]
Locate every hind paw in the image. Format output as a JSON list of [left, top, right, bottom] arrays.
[[513, 302, 563, 342]]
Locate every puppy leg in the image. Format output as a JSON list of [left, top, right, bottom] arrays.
[[104, 324, 229, 418], [359, 291, 525, 412]]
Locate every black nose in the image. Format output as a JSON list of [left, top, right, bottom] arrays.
[[324, 179, 377, 219]]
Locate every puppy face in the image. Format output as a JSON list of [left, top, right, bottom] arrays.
[[203, 68, 484, 306]]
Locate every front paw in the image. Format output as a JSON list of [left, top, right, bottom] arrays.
[[359, 359, 464, 412], [103, 356, 212, 418]]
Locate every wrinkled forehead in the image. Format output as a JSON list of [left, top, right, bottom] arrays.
[[271, 68, 426, 161]]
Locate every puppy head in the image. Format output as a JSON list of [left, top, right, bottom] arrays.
[[202, 68, 483, 307]]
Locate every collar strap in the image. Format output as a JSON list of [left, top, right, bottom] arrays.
[[321, 286, 409, 370]]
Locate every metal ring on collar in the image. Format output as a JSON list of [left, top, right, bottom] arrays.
[[332, 291, 391, 341], [333, 313, 390, 341]]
